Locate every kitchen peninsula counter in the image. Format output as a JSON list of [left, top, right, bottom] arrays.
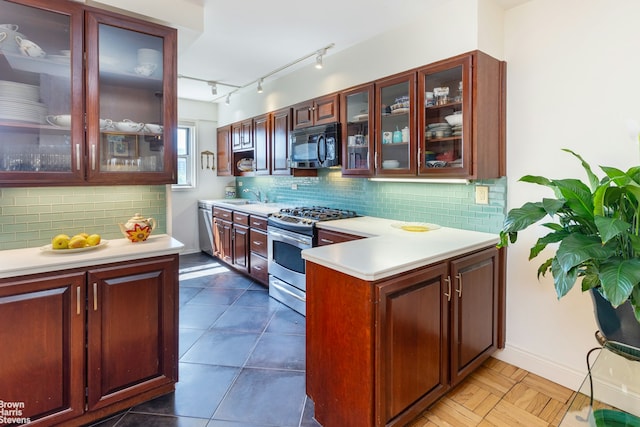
[[0, 234, 183, 279], [303, 217, 504, 427], [302, 216, 500, 281]]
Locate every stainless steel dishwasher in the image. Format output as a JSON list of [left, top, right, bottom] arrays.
[[198, 200, 215, 256]]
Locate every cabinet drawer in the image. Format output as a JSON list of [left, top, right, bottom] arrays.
[[233, 211, 249, 226], [249, 215, 268, 231], [250, 229, 267, 257], [213, 207, 232, 221], [317, 229, 364, 246], [250, 253, 268, 285]]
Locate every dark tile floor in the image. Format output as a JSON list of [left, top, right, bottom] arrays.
[[90, 252, 320, 427]]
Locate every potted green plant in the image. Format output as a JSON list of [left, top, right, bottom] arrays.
[[498, 149, 640, 350]]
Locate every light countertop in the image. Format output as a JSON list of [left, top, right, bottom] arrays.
[[203, 199, 289, 216], [302, 216, 499, 281], [0, 234, 184, 279]]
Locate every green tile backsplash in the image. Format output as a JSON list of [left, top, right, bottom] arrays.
[[238, 169, 506, 233], [0, 185, 166, 250]]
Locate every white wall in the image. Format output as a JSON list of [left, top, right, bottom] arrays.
[[169, 99, 236, 254], [218, 0, 502, 126], [497, 0, 640, 389]]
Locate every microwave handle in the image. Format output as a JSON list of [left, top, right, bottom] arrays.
[[317, 134, 326, 165]]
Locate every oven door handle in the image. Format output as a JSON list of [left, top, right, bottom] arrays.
[[272, 281, 306, 303], [269, 230, 311, 247]]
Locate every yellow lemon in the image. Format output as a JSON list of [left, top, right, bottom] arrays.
[[86, 234, 101, 246], [52, 234, 70, 249]]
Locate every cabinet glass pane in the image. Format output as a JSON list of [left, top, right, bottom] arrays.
[[0, 0, 73, 173], [345, 91, 370, 171], [380, 81, 410, 170], [98, 24, 164, 173], [424, 66, 463, 169]]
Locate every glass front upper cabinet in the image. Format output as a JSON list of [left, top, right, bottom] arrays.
[[85, 11, 176, 184], [341, 84, 373, 176], [418, 55, 471, 177], [0, 0, 84, 185], [375, 72, 416, 176]]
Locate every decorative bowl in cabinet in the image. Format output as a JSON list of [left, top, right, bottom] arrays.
[[444, 112, 462, 126]]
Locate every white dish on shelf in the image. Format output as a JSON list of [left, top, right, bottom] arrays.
[[40, 240, 109, 254], [114, 120, 144, 132], [391, 107, 409, 115], [382, 160, 400, 168], [352, 113, 369, 122], [237, 158, 254, 172], [46, 114, 71, 128], [144, 123, 163, 134]]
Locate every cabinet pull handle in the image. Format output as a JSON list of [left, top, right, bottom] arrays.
[[444, 276, 451, 302], [456, 273, 463, 297], [91, 144, 96, 170], [93, 282, 98, 311], [76, 286, 81, 315], [320, 238, 334, 244], [253, 241, 262, 246], [254, 265, 262, 271], [75, 143, 81, 171], [252, 222, 261, 226], [417, 147, 421, 167]]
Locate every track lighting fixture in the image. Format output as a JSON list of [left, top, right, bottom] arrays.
[[208, 81, 217, 95], [180, 43, 334, 103]]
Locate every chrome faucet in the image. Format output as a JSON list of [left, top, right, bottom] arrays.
[[243, 188, 262, 202]]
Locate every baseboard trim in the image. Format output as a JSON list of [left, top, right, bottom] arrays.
[[492, 345, 585, 391]]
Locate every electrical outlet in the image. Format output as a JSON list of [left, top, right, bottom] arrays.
[[475, 185, 489, 205], [291, 184, 298, 190], [237, 181, 243, 187]]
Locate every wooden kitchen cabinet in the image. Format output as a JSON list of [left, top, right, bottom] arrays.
[[341, 83, 374, 176], [232, 211, 250, 273], [0, 0, 177, 187], [216, 125, 232, 176], [316, 228, 364, 246], [375, 71, 417, 176], [231, 119, 253, 152], [253, 113, 270, 175], [306, 245, 502, 427], [449, 246, 500, 385], [0, 254, 179, 426], [271, 107, 291, 175], [249, 215, 268, 285], [213, 207, 233, 263], [417, 51, 505, 179], [86, 256, 178, 410], [292, 93, 339, 129], [0, 270, 86, 426]]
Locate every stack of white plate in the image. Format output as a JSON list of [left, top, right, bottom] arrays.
[[0, 80, 46, 123]]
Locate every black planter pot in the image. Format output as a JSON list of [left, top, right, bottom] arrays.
[[590, 289, 640, 350]]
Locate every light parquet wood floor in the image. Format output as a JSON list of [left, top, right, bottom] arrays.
[[408, 358, 577, 427]]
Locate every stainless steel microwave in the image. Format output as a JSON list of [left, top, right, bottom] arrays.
[[289, 122, 340, 169]]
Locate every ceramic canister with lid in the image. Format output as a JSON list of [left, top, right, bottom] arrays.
[[225, 185, 236, 198]]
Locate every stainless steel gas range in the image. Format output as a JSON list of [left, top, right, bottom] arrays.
[[267, 206, 358, 315]]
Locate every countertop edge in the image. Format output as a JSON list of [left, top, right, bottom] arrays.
[[0, 234, 184, 280]]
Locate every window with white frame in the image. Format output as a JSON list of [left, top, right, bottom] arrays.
[[173, 122, 196, 189]]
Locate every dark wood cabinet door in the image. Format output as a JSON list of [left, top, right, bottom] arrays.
[[313, 93, 339, 125], [86, 256, 178, 411], [271, 107, 291, 175], [217, 125, 232, 176], [0, 271, 85, 426], [231, 122, 242, 151], [214, 217, 233, 263], [240, 119, 253, 149], [253, 113, 270, 175], [316, 228, 364, 246], [449, 247, 499, 385], [232, 224, 249, 272], [376, 263, 449, 425], [292, 100, 314, 129]]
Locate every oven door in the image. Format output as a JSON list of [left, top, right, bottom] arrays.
[[267, 226, 312, 291]]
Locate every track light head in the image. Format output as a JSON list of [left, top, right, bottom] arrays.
[[225, 93, 231, 105], [315, 54, 323, 69], [257, 78, 263, 93], [208, 81, 217, 95]]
